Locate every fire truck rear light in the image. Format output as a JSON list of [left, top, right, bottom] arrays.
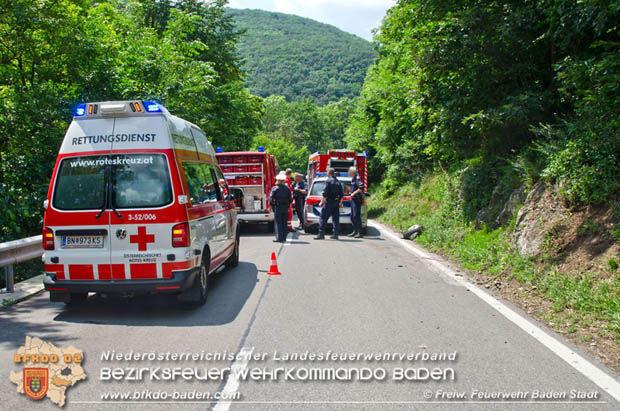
[[172, 223, 190, 247], [42, 227, 54, 250], [47, 287, 67, 291]]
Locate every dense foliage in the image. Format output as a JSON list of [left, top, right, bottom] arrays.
[[0, 0, 262, 241], [347, 0, 620, 208], [229, 9, 376, 105]]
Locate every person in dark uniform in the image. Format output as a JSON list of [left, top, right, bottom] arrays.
[[348, 166, 365, 238], [292, 173, 307, 230], [270, 174, 292, 242], [315, 168, 343, 240]]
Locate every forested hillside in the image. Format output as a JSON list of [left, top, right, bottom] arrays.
[[229, 9, 376, 105], [349, 0, 620, 361]]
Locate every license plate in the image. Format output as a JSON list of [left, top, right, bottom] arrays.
[[61, 235, 103, 249]]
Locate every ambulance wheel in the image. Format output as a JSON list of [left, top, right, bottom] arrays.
[[196, 256, 209, 305], [267, 221, 274, 232], [186, 253, 209, 307], [64, 293, 88, 305], [226, 229, 240, 268]]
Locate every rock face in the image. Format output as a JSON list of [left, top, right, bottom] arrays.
[[475, 185, 508, 229], [513, 181, 552, 256], [494, 186, 527, 228]]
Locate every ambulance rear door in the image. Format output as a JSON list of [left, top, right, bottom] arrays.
[[107, 115, 178, 281], [50, 116, 114, 281]]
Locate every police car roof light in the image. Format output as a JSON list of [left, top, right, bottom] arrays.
[[143, 100, 162, 113], [74, 104, 86, 116]]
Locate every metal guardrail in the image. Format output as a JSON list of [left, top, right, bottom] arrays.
[[0, 235, 42, 293]]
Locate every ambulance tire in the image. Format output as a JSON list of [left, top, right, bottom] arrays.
[[267, 221, 274, 232], [65, 293, 88, 306], [184, 251, 209, 307], [226, 228, 240, 268]]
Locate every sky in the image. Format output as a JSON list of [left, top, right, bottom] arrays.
[[227, 0, 396, 41]]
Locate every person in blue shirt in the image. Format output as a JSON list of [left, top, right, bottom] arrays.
[[348, 166, 365, 238], [292, 173, 308, 230], [269, 174, 292, 243], [315, 168, 343, 240]]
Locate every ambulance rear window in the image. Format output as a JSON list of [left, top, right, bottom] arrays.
[[53, 154, 172, 210], [53, 156, 106, 210], [113, 154, 172, 208]]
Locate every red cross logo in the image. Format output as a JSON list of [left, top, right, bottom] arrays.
[[129, 226, 155, 251]]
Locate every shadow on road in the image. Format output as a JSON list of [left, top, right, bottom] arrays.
[[0, 296, 74, 348], [52, 262, 258, 327]]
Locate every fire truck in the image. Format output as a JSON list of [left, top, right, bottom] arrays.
[[216, 148, 279, 231], [304, 150, 368, 233]]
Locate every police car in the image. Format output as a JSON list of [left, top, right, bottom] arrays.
[[42, 101, 239, 306], [303, 174, 368, 233]]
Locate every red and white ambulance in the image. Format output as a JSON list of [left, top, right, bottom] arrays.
[[216, 149, 279, 231], [304, 150, 368, 233], [42, 101, 239, 306]]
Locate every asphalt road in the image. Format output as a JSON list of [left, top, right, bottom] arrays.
[[1, 220, 619, 410]]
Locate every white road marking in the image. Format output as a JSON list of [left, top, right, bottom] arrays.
[[370, 220, 620, 403], [212, 347, 254, 411]]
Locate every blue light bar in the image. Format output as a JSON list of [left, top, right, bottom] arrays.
[[258, 146, 265, 152], [74, 104, 86, 116], [142, 100, 162, 112], [216, 147, 223, 153]]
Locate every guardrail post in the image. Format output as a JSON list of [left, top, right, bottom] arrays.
[[6, 264, 14, 293]]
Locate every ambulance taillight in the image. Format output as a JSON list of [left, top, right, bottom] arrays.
[[172, 223, 190, 247], [42, 227, 54, 250]]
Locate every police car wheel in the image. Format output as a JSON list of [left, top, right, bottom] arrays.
[[303, 224, 317, 234]]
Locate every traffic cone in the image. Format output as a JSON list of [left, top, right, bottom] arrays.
[[267, 252, 281, 275]]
